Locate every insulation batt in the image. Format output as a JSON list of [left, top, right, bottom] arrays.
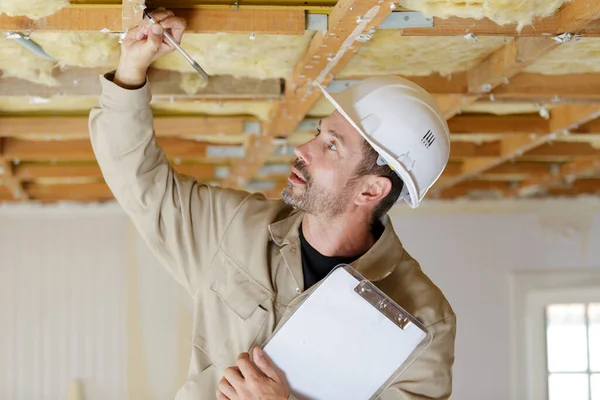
[[526, 38, 600, 75], [29, 32, 121, 68], [0, 37, 59, 86], [339, 34, 505, 78], [0, 32, 120, 88], [0, 0, 68, 19], [399, 0, 569, 31], [151, 32, 314, 93]]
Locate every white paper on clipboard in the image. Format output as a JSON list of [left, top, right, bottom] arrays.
[[262, 265, 431, 400]]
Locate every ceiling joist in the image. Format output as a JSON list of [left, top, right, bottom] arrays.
[[0, 116, 252, 139], [0, 68, 283, 100], [515, 157, 600, 196], [433, 105, 600, 196], [0, 6, 305, 34]]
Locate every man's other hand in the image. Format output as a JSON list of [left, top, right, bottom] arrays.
[[114, 7, 186, 88], [217, 347, 290, 400]]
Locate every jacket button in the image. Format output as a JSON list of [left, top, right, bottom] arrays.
[[295, 287, 301, 294]]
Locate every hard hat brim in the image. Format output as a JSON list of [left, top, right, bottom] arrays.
[[315, 81, 420, 208]]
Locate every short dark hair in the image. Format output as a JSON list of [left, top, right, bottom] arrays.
[[352, 140, 404, 220]]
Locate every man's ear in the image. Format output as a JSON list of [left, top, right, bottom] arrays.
[[356, 176, 392, 207]]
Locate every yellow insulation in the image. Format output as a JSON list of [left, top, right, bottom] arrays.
[[0, 97, 274, 121], [0, 38, 58, 86], [151, 101, 275, 121], [399, 0, 569, 30], [152, 32, 315, 84], [339, 34, 505, 78], [526, 38, 600, 75], [0, 0, 68, 19], [462, 102, 555, 115], [29, 32, 121, 69]]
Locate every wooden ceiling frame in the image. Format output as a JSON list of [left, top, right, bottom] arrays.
[[442, 0, 600, 121], [222, 0, 397, 188], [0, 6, 306, 34], [0, 116, 253, 139], [6, 70, 600, 104], [430, 0, 600, 197], [433, 105, 600, 197], [2, 2, 600, 202], [513, 157, 600, 197], [0, 140, 29, 201], [3, 4, 600, 36], [0, 68, 284, 100]]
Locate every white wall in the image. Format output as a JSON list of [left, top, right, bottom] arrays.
[[1, 197, 600, 400], [0, 205, 193, 400], [0, 208, 129, 400], [388, 198, 600, 400]]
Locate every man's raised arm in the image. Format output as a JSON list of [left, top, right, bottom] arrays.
[[89, 9, 248, 295]]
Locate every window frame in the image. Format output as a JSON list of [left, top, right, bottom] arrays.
[[510, 270, 600, 400]]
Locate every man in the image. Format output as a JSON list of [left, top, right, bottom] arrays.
[[89, 8, 456, 400]]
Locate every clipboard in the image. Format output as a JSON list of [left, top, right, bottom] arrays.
[[261, 264, 432, 400]]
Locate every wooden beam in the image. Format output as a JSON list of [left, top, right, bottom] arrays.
[[447, 37, 557, 118], [432, 105, 600, 195], [0, 68, 283, 100], [435, 181, 512, 199], [15, 164, 104, 181], [14, 162, 218, 181], [5, 68, 600, 105], [1, 138, 244, 161], [223, 0, 396, 188], [557, 0, 600, 33], [0, 7, 305, 34], [467, 37, 559, 96], [546, 179, 600, 196], [0, 114, 557, 141], [26, 182, 114, 202], [401, 15, 600, 37], [122, 0, 145, 31], [435, 95, 478, 120], [514, 158, 600, 196], [441, 161, 556, 178], [0, 157, 29, 201], [337, 73, 469, 94], [576, 118, 600, 133], [447, 114, 550, 135], [0, 185, 16, 202], [453, 0, 600, 119], [491, 73, 600, 102], [0, 116, 248, 139]]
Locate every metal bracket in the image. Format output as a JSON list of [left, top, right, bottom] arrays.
[[306, 14, 328, 31], [243, 121, 261, 135], [378, 11, 433, 29], [324, 80, 359, 93], [206, 145, 245, 158]]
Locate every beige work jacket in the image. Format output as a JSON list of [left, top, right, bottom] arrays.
[[89, 72, 456, 400]]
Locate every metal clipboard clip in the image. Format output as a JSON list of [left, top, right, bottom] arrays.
[[354, 280, 412, 330]]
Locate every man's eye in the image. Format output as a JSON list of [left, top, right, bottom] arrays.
[[327, 142, 337, 151]]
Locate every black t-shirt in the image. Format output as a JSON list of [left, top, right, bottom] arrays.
[[299, 222, 385, 289]]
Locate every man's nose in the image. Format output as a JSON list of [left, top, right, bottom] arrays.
[[294, 142, 312, 165]]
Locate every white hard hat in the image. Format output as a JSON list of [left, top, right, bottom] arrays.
[[316, 76, 451, 208]]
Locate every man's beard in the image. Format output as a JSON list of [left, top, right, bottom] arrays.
[[282, 159, 354, 219]]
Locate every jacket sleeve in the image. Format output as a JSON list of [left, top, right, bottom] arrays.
[[89, 72, 250, 296], [379, 314, 456, 400]]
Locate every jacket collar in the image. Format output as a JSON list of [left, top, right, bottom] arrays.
[[268, 209, 404, 282]]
